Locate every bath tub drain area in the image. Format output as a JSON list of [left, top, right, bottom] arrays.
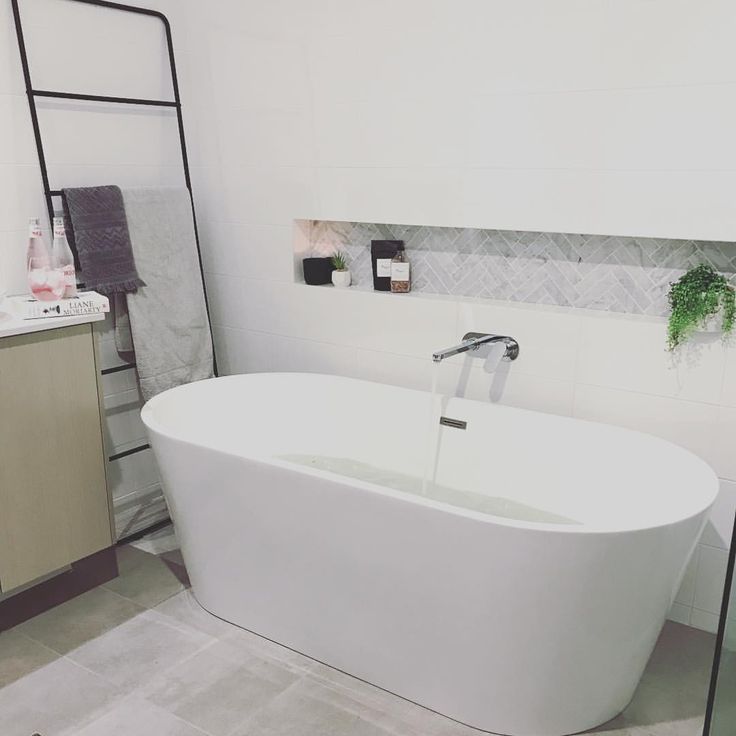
[[277, 454, 580, 525]]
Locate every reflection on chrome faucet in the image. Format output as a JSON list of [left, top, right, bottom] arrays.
[[432, 332, 520, 363]]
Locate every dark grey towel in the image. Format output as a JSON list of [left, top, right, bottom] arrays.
[[62, 185, 145, 295]]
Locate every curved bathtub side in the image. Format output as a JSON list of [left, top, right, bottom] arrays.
[[148, 428, 707, 736]]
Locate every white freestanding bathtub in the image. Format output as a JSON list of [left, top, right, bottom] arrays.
[[142, 373, 718, 736]]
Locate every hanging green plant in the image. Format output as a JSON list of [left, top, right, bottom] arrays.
[[667, 264, 735, 350]]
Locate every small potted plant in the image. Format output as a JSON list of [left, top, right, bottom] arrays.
[[330, 251, 351, 288], [667, 263, 735, 350]]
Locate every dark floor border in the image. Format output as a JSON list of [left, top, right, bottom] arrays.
[[0, 547, 119, 632], [117, 517, 172, 546]]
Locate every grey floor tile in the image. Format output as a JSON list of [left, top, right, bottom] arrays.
[[233, 677, 404, 736], [129, 524, 180, 556], [0, 656, 122, 736], [141, 644, 299, 736], [588, 622, 714, 736], [0, 628, 59, 688], [154, 590, 238, 640], [209, 627, 320, 677], [17, 586, 145, 655], [75, 695, 208, 736], [302, 667, 476, 736], [103, 544, 189, 608], [66, 609, 214, 693]]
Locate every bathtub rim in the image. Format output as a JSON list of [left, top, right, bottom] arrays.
[[141, 373, 720, 537]]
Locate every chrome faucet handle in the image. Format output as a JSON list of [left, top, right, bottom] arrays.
[[462, 332, 520, 361]]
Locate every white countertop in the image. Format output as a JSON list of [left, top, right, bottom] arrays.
[[0, 295, 107, 340]]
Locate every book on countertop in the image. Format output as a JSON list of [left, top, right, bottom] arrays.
[[13, 291, 110, 320]]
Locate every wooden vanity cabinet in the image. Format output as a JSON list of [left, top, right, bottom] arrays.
[[0, 324, 113, 593]]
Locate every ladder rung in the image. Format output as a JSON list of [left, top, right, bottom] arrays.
[[32, 89, 178, 107]]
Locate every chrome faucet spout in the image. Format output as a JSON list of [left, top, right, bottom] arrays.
[[432, 332, 520, 363]]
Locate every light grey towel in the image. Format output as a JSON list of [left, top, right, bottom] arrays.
[[120, 187, 214, 401]]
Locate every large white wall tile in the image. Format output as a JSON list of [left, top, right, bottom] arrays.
[[315, 167, 463, 228], [577, 313, 727, 404], [313, 100, 464, 168], [222, 166, 317, 226], [211, 34, 310, 110], [572, 384, 721, 471], [452, 363, 576, 417], [43, 163, 185, 193], [674, 549, 699, 607], [237, 224, 295, 282], [694, 545, 729, 614], [456, 168, 736, 242], [36, 104, 182, 167], [668, 602, 691, 626], [456, 300, 582, 382], [220, 108, 315, 168], [270, 333, 357, 376], [203, 222, 293, 282], [690, 608, 720, 635], [721, 347, 736, 408], [701, 480, 736, 549], [0, 3, 24, 95], [203, 273, 247, 329], [0, 164, 48, 234], [713, 407, 736, 482], [0, 229, 28, 296], [463, 84, 736, 172], [213, 326, 272, 375], [0, 95, 37, 165], [22, 18, 172, 102]]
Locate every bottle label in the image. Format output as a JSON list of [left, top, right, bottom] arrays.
[[53, 224, 65, 237], [391, 262, 410, 281], [30, 224, 42, 238], [377, 258, 392, 278]]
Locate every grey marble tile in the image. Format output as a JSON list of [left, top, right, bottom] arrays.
[[0, 656, 122, 736], [66, 609, 214, 693], [141, 645, 299, 736], [75, 696, 207, 736], [310, 221, 736, 317], [17, 586, 145, 655], [103, 544, 189, 608], [0, 628, 59, 688]]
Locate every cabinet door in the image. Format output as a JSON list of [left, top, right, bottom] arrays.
[[0, 324, 112, 591]]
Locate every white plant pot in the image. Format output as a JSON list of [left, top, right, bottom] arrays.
[[699, 309, 727, 334], [332, 269, 351, 288]]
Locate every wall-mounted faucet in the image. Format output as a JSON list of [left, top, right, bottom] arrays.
[[432, 332, 520, 363]]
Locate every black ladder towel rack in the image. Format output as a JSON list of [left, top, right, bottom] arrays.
[[11, 0, 218, 465]]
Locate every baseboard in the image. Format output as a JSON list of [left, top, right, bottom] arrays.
[[0, 546, 119, 631]]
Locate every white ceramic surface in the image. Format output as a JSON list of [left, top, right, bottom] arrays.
[[142, 373, 718, 736], [331, 268, 351, 287]]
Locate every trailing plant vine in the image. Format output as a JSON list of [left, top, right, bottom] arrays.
[[667, 264, 735, 350]]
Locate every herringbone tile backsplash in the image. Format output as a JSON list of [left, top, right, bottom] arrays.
[[309, 221, 736, 317]]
